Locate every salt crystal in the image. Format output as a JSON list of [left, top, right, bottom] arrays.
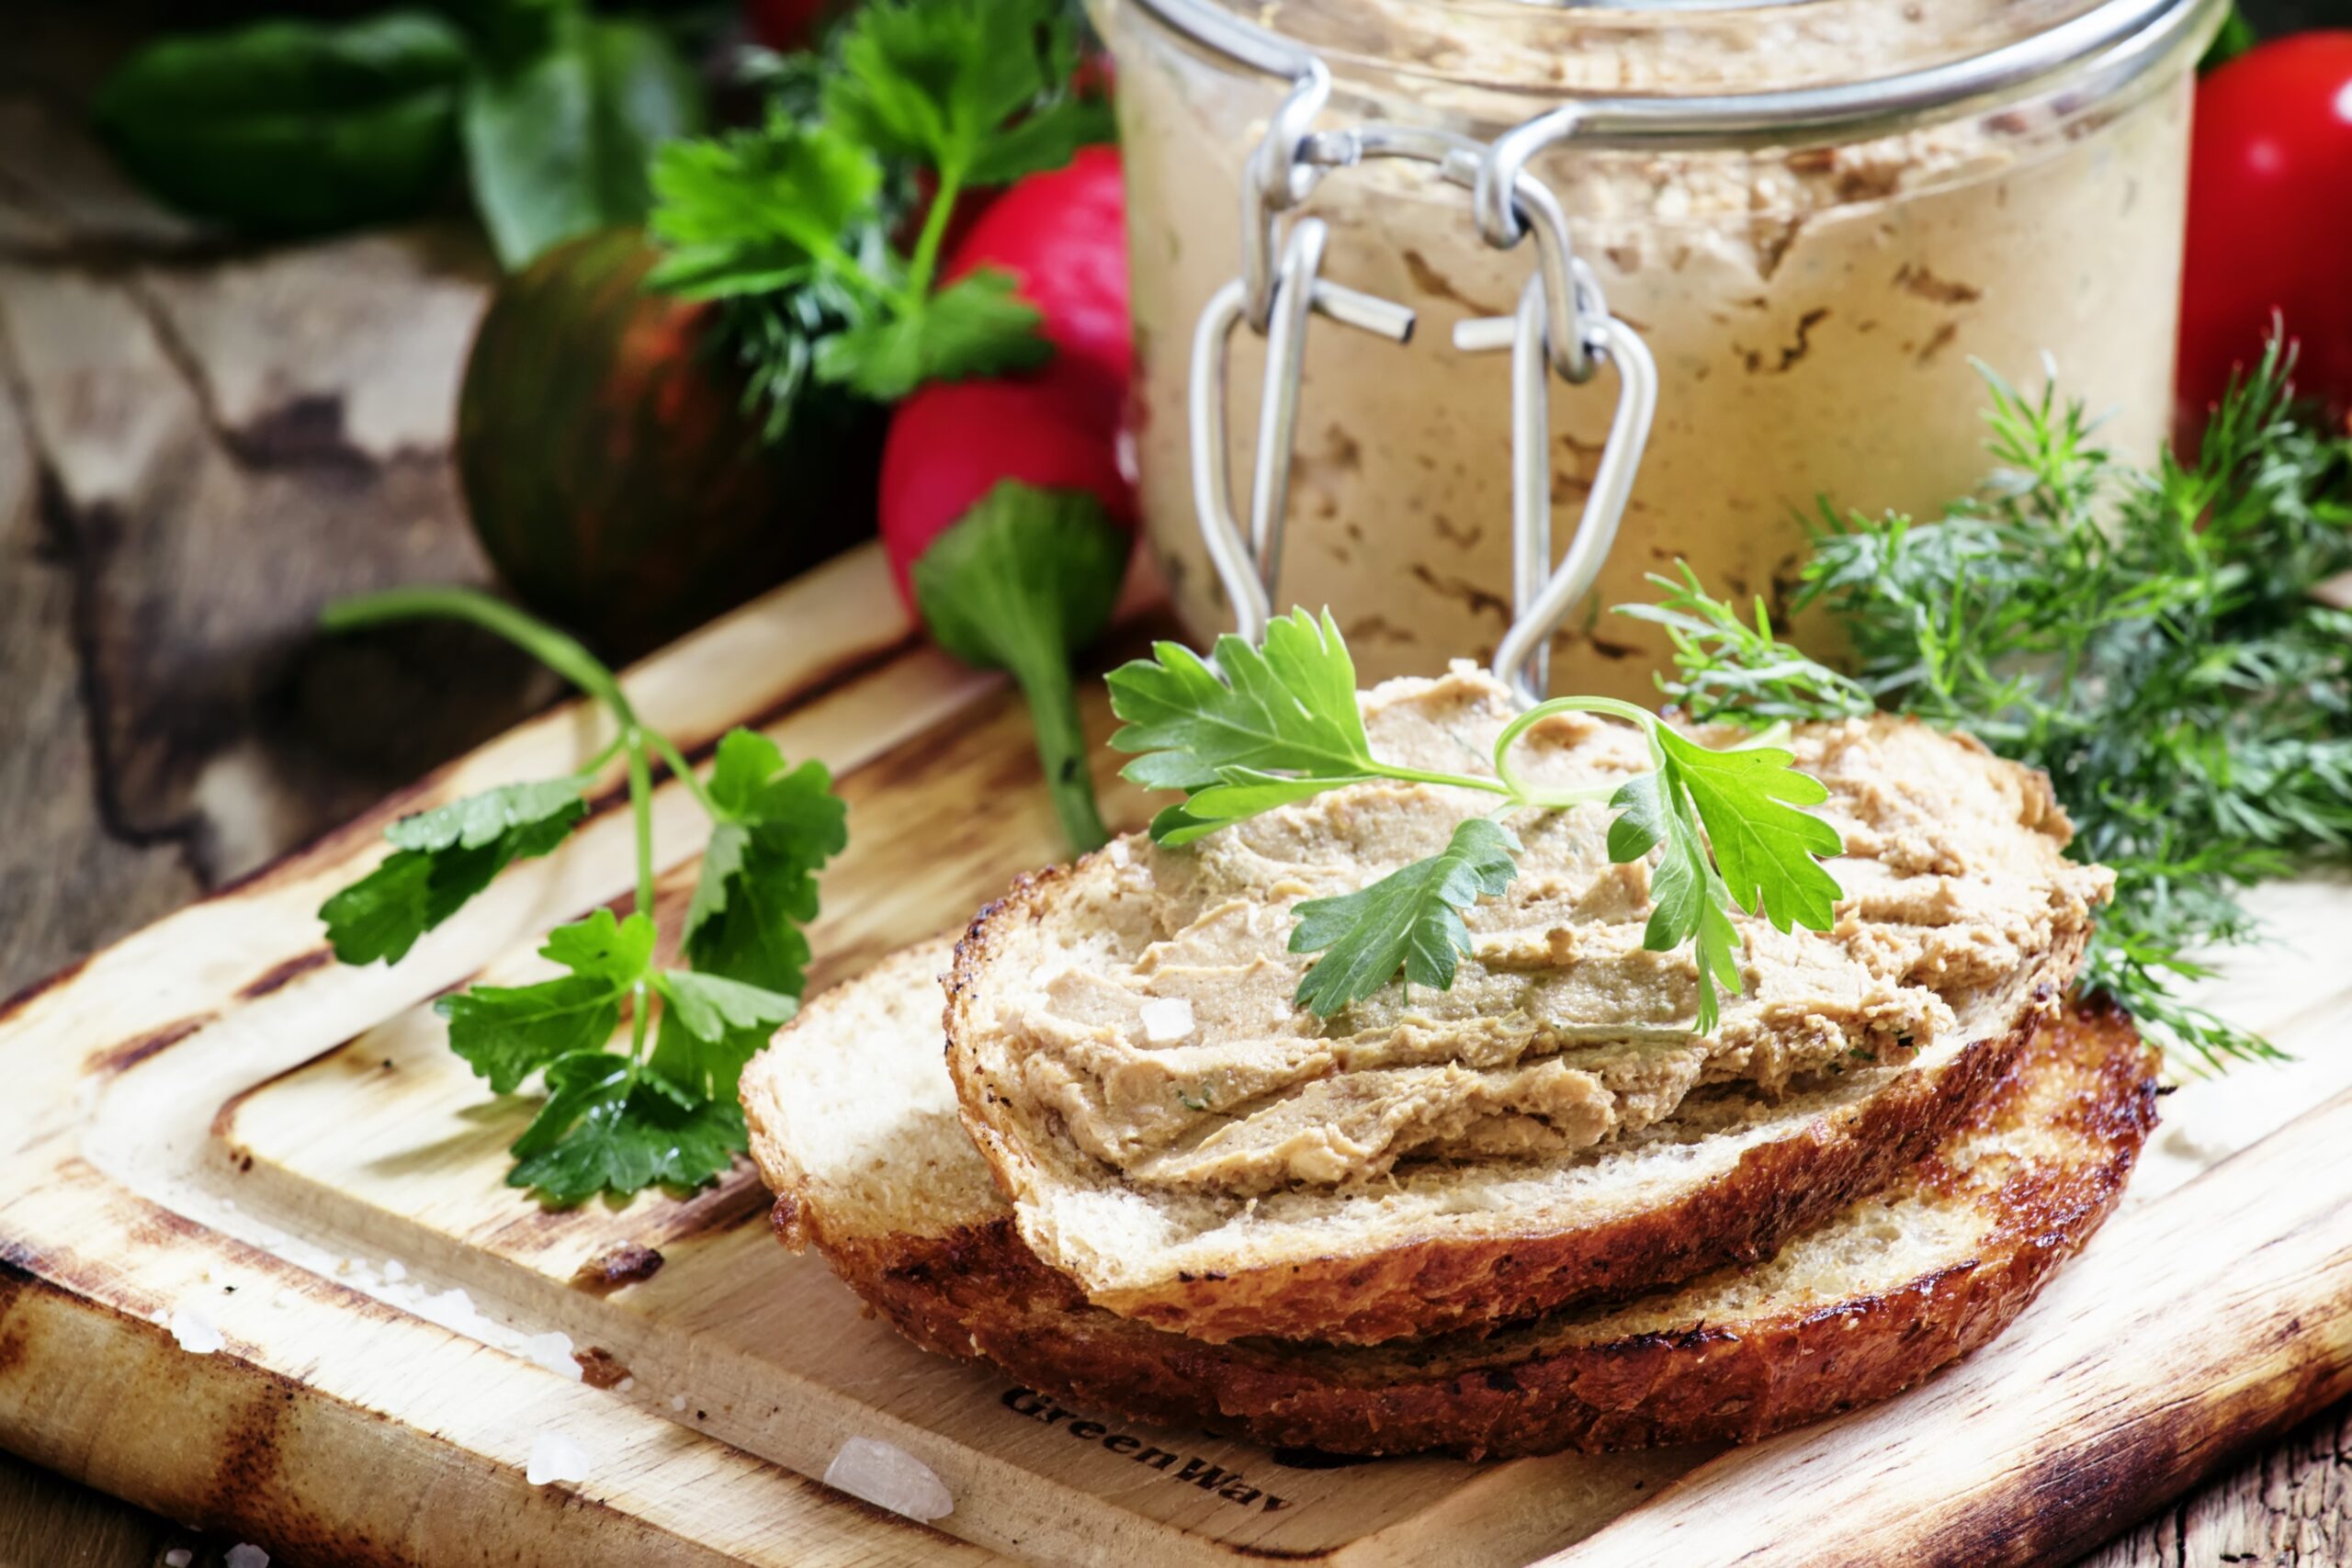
[[1139, 997, 1194, 1045], [669, 1393, 688, 1413], [823, 1438, 954, 1521], [226, 1546, 269, 1568], [170, 1300, 224, 1355], [164, 1551, 192, 1567], [616, 1377, 636, 1393], [517, 1330, 582, 1380], [382, 1259, 408, 1282], [1106, 839, 1131, 868], [526, 1429, 592, 1487]]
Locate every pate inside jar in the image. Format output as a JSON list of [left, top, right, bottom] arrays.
[[1097, 0, 2222, 695]]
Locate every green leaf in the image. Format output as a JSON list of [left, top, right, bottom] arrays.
[[90, 11, 469, 237], [320, 779, 587, 964], [910, 481, 1126, 852], [684, 729, 848, 993], [1160, 772, 1371, 846], [1608, 771, 1742, 1033], [1615, 561, 1875, 728], [1288, 818, 1521, 1015], [1108, 607, 1381, 810], [1652, 728, 1845, 934], [812, 268, 1049, 400], [2199, 6, 2257, 73], [965, 94, 1116, 186], [649, 970, 797, 1101], [437, 908, 654, 1092], [505, 1052, 745, 1206], [647, 117, 885, 300], [822, 0, 1078, 183], [384, 778, 591, 853], [462, 12, 705, 270]]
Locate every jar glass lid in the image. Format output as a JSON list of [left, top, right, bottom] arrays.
[[1135, 0, 2214, 124]]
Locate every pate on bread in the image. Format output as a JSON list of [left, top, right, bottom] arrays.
[[743, 940, 2158, 1458], [944, 667, 2111, 1344]]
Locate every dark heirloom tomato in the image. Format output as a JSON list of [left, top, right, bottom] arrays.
[[457, 228, 882, 660], [2178, 31, 2352, 440]]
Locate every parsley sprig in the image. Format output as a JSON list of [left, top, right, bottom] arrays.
[[318, 588, 845, 1204], [647, 0, 1111, 415], [1641, 342, 2352, 1070], [1106, 609, 1845, 1031]]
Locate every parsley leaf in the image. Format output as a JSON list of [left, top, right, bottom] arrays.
[[910, 480, 1126, 852], [1608, 772, 1743, 1032], [823, 0, 1089, 189], [1111, 608, 1846, 1028], [321, 779, 588, 964], [439, 908, 653, 1093], [684, 728, 848, 993], [1108, 608, 1387, 841], [1652, 728, 1845, 934], [1289, 818, 1521, 1014], [645, 117, 885, 301], [811, 266, 1048, 399], [505, 1052, 746, 1207], [649, 969, 797, 1101], [966, 94, 1114, 186], [316, 592, 853, 1207], [644, 0, 1108, 416]]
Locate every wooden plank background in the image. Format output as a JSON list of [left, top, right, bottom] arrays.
[[2, 3, 2345, 1562]]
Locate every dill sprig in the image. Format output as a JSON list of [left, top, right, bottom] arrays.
[[1619, 562, 1874, 727], [1637, 341, 2352, 1070]]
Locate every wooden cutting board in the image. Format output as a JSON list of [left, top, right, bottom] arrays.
[[3, 544, 2348, 1568]]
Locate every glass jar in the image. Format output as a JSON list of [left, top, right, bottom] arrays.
[[1096, 0, 2222, 695]]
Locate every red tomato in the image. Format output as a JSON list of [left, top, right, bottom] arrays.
[[944, 145, 1131, 417], [2178, 31, 2352, 440], [878, 370, 1136, 607]]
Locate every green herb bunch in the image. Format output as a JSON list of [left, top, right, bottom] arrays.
[[1105, 610, 1846, 1032], [1645, 344, 2352, 1069], [317, 589, 846, 1204], [646, 0, 1113, 427]]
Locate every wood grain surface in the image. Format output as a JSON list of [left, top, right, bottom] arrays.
[[2, 8, 2346, 1566]]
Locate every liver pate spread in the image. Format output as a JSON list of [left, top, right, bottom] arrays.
[[989, 667, 2110, 1196]]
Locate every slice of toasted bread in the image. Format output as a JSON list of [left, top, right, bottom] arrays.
[[944, 672, 2108, 1345], [742, 940, 2156, 1459]]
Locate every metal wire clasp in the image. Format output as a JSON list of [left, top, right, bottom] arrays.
[[1192, 217, 1416, 644], [1456, 261, 1658, 706], [1190, 92, 1657, 698]]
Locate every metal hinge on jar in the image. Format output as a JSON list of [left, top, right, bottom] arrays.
[[1189, 73, 1657, 706]]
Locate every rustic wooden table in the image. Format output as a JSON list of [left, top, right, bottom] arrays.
[[2, 8, 2346, 1564]]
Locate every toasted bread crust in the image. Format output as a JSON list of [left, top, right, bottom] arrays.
[[945, 863, 2087, 1346], [779, 1000, 2157, 1459]]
